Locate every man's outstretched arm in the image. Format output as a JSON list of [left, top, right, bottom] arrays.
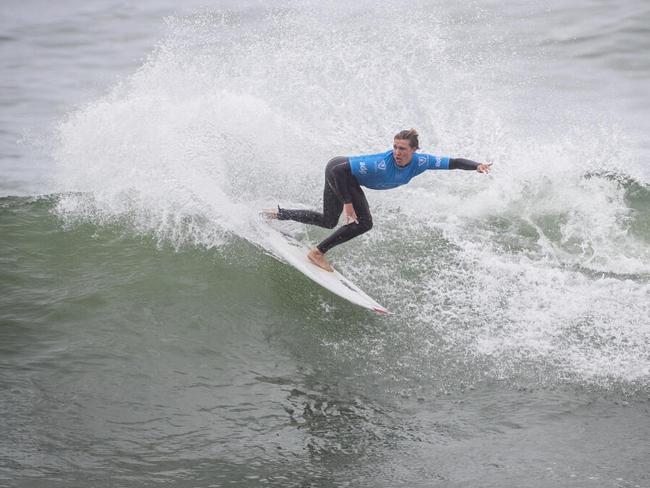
[[449, 158, 492, 173]]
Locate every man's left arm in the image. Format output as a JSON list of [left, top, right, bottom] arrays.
[[449, 158, 492, 173], [423, 154, 492, 173]]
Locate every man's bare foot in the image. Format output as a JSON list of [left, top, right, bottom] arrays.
[[308, 248, 333, 272], [261, 208, 278, 219]]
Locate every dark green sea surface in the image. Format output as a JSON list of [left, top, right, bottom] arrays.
[[1, 196, 648, 487]]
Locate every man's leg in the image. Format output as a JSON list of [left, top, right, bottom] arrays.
[[315, 180, 373, 254], [276, 180, 342, 228], [274, 157, 349, 228], [268, 157, 370, 272]]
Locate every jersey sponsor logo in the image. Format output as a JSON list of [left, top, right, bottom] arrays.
[[359, 161, 367, 174], [377, 160, 386, 170], [418, 156, 427, 167]]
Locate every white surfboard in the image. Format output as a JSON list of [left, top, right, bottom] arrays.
[[258, 222, 390, 315]]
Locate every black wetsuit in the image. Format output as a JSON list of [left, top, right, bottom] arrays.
[[278, 156, 479, 253]]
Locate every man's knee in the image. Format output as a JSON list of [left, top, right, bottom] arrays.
[[357, 217, 373, 233]]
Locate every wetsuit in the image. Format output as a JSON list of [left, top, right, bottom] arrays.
[[278, 151, 480, 253]]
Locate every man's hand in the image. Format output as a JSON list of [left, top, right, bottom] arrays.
[[343, 202, 358, 225], [477, 162, 493, 173]]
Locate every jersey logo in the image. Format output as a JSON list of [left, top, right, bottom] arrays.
[[359, 161, 367, 174], [377, 160, 386, 171], [435, 159, 441, 168], [418, 156, 427, 167]]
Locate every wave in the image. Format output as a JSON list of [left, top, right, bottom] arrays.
[[2, 193, 649, 392], [39, 2, 650, 389]]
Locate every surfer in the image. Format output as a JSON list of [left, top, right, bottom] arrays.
[[265, 129, 492, 272]]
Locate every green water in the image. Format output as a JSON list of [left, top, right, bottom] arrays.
[[1, 196, 649, 487]]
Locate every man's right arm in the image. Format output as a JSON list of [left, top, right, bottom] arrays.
[[332, 162, 359, 223]]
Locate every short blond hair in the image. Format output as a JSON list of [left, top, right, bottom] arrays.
[[394, 128, 420, 150]]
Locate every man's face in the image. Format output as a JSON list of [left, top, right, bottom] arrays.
[[393, 138, 416, 166]]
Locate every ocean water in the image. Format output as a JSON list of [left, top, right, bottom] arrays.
[[1, 1, 649, 486]]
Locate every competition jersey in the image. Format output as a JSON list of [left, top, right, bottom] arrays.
[[348, 150, 450, 190]]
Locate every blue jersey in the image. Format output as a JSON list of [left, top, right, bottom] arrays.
[[348, 150, 450, 190]]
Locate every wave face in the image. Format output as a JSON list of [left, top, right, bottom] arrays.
[[2, 191, 649, 486]]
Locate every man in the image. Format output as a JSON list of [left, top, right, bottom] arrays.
[[265, 129, 492, 272]]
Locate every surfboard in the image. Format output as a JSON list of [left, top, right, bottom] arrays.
[[258, 222, 390, 315]]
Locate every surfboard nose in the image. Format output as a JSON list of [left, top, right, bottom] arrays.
[[373, 306, 391, 315]]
